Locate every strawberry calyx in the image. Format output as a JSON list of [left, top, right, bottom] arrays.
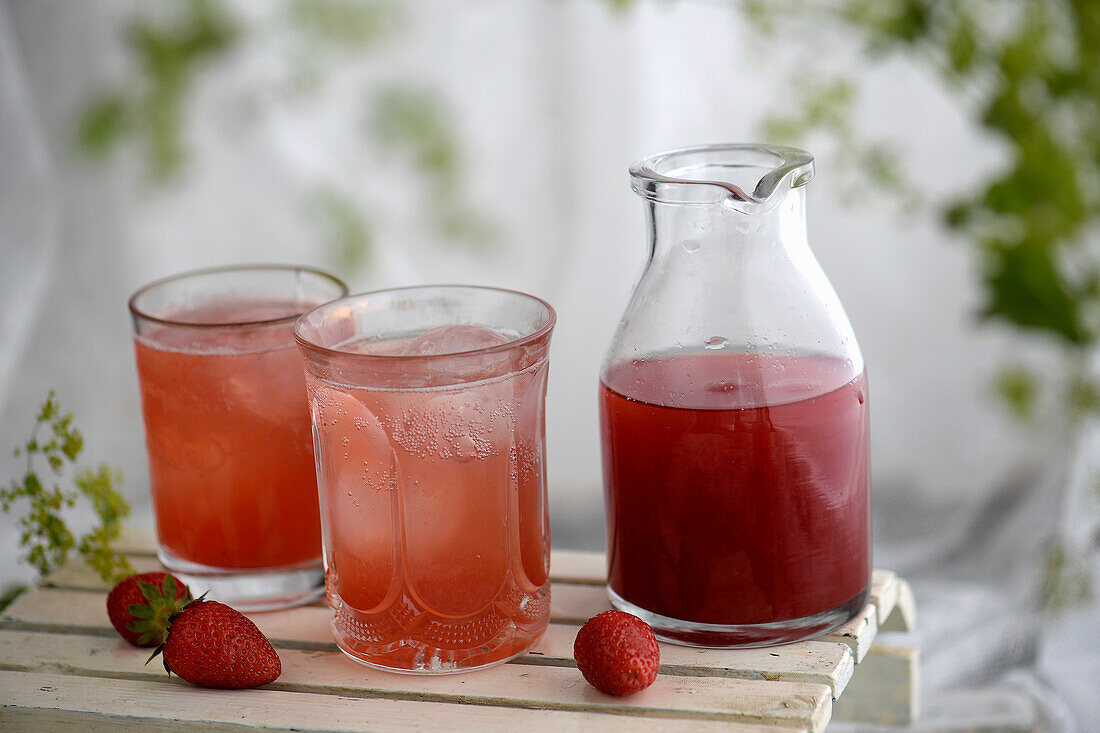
[[144, 590, 208, 674], [123, 574, 194, 647]]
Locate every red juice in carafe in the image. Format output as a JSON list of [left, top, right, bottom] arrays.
[[599, 351, 870, 644]]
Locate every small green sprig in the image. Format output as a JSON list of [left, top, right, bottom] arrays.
[[1, 391, 134, 583]]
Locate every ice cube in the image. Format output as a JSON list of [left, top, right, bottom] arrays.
[[400, 325, 510, 356]]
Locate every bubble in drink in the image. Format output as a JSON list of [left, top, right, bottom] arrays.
[[400, 325, 510, 356]]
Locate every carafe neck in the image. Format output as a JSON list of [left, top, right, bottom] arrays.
[[645, 185, 808, 264]]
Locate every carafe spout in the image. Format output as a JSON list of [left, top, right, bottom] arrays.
[[630, 144, 814, 214]]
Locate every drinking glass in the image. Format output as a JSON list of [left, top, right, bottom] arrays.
[[129, 264, 348, 611], [600, 144, 871, 647], [295, 285, 555, 673]]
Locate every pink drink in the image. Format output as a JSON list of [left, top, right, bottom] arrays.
[[296, 288, 556, 673], [130, 266, 346, 610], [600, 352, 870, 645], [134, 299, 322, 570]]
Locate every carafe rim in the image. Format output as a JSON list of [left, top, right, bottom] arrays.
[[629, 143, 815, 209]]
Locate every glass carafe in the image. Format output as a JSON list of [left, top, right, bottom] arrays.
[[599, 144, 870, 647]]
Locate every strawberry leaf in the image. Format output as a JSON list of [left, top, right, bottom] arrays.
[[161, 573, 178, 601], [126, 603, 156, 619], [137, 580, 161, 605], [145, 643, 166, 667]]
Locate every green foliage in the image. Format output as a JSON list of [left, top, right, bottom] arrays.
[[1041, 541, 1092, 611], [290, 0, 397, 49], [372, 89, 458, 182], [76, 0, 239, 180], [78, 96, 129, 156], [744, 0, 1100, 428], [0, 585, 27, 613], [754, 0, 1100, 351], [308, 187, 373, 272], [1067, 368, 1100, 418], [371, 88, 496, 247], [763, 76, 916, 203], [1, 392, 133, 583], [995, 366, 1038, 422], [76, 0, 494, 267]]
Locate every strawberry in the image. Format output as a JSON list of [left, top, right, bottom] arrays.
[[573, 610, 660, 696], [106, 572, 191, 647], [152, 601, 282, 689]]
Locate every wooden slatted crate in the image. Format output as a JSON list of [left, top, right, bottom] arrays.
[[0, 532, 916, 732]]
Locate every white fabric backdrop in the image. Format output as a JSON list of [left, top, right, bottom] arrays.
[[1, 1, 1097, 729]]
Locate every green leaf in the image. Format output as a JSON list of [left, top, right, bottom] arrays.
[[76, 0, 240, 180], [995, 366, 1037, 421], [307, 187, 372, 271], [981, 241, 1090, 344], [947, 19, 978, 74], [136, 629, 160, 646], [290, 0, 397, 49], [161, 573, 178, 601], [1066, 374, 1100, 417], [369, 87, 496, 247], [137, 581, 162, 606], [127, 603, 157, 619], [1042, 542, 1091, 611], [0, 585, 27, 613], [76, 96, 129, 156]]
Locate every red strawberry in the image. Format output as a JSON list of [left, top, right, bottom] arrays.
[[154, 601, 281, 689], [573, 610, 660, 696], [106, 572, 191, 647]]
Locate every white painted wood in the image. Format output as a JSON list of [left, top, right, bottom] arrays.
[[548, 550, 606, 584], [817, 605, 878, 663], [879, 578, 916, 633], [109, 529, 607, 582], [1, 587, 853, 697], [0, 670, 791, 733], [548, 581, 611, 623], [12, 544, 916, 731], [41, 554, 163, 591], [868, 570, 899, 626], [530, 625, 855, 698], [0, 630, 832, 731], [40, 545, 904, 656], [831, 644, 920, 726], [113, 525, 158, 556]]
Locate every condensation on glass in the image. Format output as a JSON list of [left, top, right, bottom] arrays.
[[296, 285, 556, 673]]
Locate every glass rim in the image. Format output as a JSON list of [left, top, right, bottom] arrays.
[[128, 263, 349, 329], [294, 284, 557, 362], [629, 143, 815, 206]]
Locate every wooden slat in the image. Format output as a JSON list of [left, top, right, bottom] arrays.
[[3, 585, 613, 642], [832, 643, 920, 726], [42, 549, 609, 592], [879, 578, 916, 633], [548, 582, 610, 624], [42, 555, 164, 592], [0, 670, 789, 733], [0, 587, 853, 697], [817, 605, 877, 664], [112, 526, 158, 556], [548, 550, 606, 585], [868, 570, 899, 626], [528, 625, 854, 698], [0, 630, 832, 731], [46, 541, 902, 651], [21, 539, 916, 730]]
